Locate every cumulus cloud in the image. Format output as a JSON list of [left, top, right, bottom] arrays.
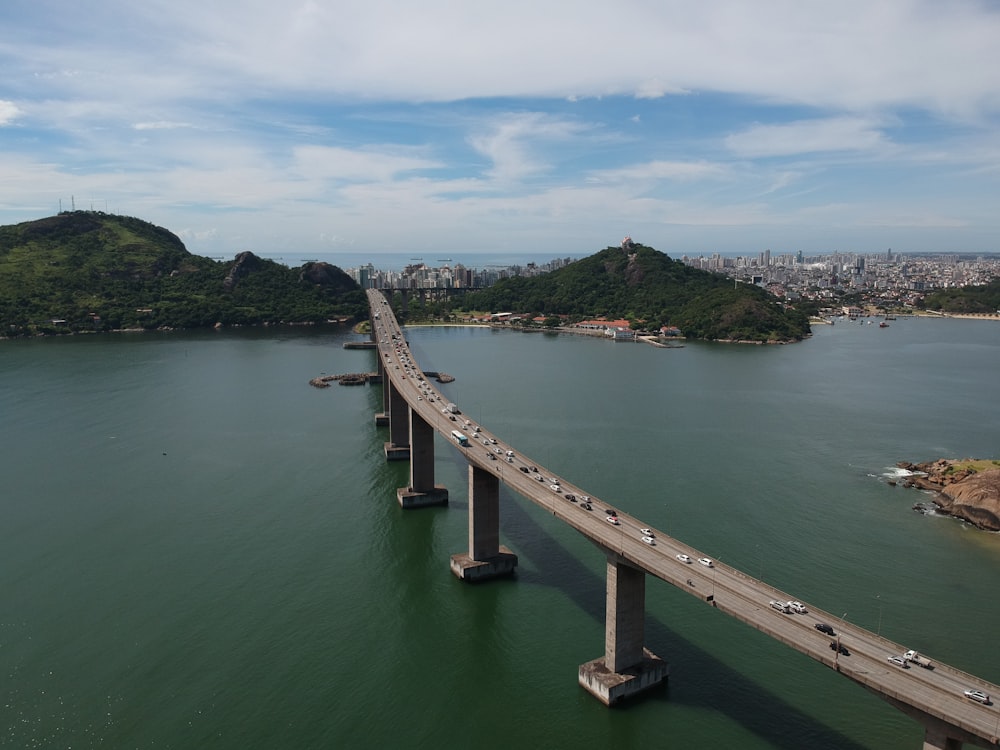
[[0, 100, 22, 125]]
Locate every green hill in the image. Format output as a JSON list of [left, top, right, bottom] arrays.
[[455, 243, 811, 342], [922, 277, 1000, 314], [0, 211, 366, 335]]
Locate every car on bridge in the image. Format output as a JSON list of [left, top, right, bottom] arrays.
[[787, 601, 807, 614], [770, 600, 792, 613], [606, 516, 620, 525], [640, 528, 653, 536], [676, 554, 692, 564], [815, 623, 836, 636], [888, 655, 910, 669], [641, 536, 655, 545], [830, 641, 850, 656], [698, 557, 714, 568], [964, 689, 991, 705]]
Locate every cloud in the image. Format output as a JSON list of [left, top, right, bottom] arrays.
[[0, 100, 22, 125], [724, 118, 891, 158], [467, 113, 592, 183], [589, 160, 728, 184], [1, 0, 999, 256], [132, 121, 193, 131]]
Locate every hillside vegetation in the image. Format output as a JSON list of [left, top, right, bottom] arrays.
[[0, 212, 366, 335], [922, 277, 1000, 314], [454, 243, 811, 342]]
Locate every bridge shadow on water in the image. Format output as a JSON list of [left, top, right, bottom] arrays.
[[495, 491, 874, 750]]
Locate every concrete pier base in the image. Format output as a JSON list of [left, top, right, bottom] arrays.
[[397, 485, 449, 508], [449, 546, 518, 581], [374, 412, 389, 426], [578, 649, 669, 706], [383, 441, 410, 460]]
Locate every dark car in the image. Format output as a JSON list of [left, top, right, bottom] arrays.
[[814, 623, 836, 636], [829, 641, 850, 656]]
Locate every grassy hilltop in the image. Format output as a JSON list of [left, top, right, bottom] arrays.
[[0, 212, 367, 335], [454, 242, 812, 343]]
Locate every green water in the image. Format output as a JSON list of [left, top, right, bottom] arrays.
[[2, 318, 999, 748]]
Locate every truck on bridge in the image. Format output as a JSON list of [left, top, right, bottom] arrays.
[[904, 649, 934, 669]]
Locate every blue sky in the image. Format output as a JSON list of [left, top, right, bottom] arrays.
[[2, 1, 999, 261]]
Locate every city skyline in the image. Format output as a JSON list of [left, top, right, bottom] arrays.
[[2, 1, 999, 258]]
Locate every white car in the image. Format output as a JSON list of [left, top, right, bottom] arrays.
[[887, 655, 909, 669], [787, 601, 807, 614], [964, 689, 991, 705], [697, 557, 714, 568], [550, 484, 561, 492], [606, 516, 620, 525], [639, 528, 653, 536], [641, 536, 655, 546], [769, 600, 791, 613], [676, 554, 692, 564]]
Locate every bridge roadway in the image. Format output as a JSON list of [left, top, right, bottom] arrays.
[[367, 289, 999, 747]]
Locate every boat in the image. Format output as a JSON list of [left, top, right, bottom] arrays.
[[879, 321, 889, 328]]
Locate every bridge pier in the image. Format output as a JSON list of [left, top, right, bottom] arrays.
[[397, 409, 448, 508], [922, 726, 964, 750], [374, 357, 389, 425], [383, 380, 410, 460], [578, 554, 668, 705], [450, 465, 517, 581], [375, 353, 390, 427], [874, 686, 996, 750]]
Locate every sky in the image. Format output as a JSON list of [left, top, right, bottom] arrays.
[[2, 0, 1000, 263]]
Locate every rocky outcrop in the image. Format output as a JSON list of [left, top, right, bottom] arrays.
[[299, 262, 356, 294], [223, 251, 264, 290], [897, 459, 1000, 531]]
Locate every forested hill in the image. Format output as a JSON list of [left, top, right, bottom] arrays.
[[455, 243, 811, 342], [0, 211, 367, 335], [922, 277, 1000, 314]]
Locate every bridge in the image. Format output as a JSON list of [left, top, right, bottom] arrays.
[[364, 289, 999, 749]]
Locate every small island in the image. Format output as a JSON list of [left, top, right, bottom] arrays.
[[896, 458, 1000, 531]]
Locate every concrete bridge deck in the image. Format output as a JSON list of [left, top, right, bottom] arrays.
[[365, 288, 999, 748]]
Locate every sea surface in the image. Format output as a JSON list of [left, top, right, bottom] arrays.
[[2, 316, 1000, 749]]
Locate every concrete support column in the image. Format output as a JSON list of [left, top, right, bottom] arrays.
[[449, 465, 517, 581], [605, 558, 646, 673], [383, 381, 410, 460], [922, 726, 963, 750], [374, 357, 389, 426], [578, 554, 668, 705], [397, 409, 448, 508]]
